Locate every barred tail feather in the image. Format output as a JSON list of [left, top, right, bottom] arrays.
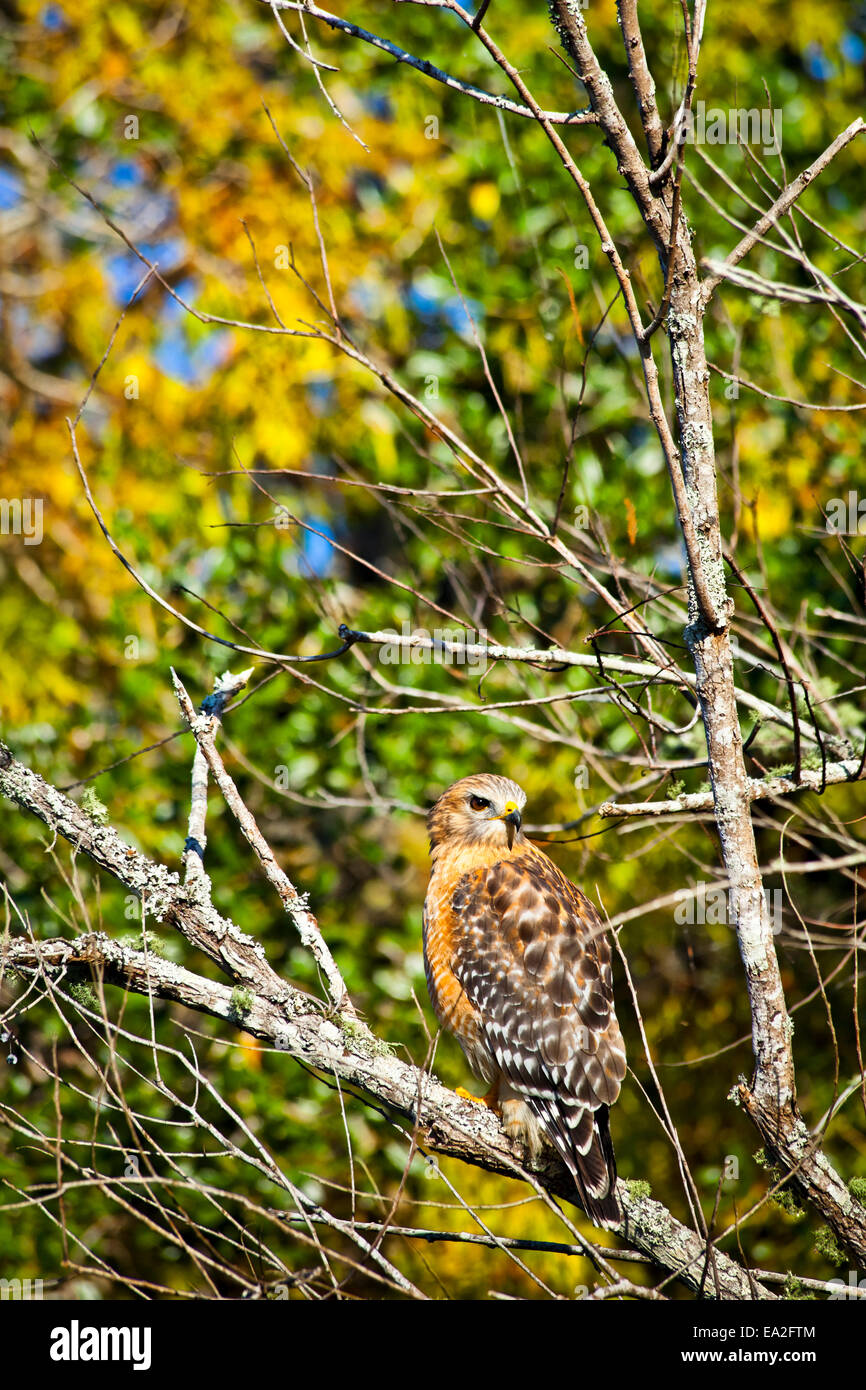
[[532, 1097, 621, 1229]]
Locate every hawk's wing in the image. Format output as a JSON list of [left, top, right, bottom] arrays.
[[451, 846, 626, 1221]]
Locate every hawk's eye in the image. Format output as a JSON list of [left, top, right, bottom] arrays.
[[469, 795, 491, 812]]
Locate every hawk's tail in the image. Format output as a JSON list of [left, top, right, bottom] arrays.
[[532, 1097, 621, 1229]]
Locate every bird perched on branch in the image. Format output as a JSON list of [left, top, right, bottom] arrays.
[[423, 773, 626, 1227]]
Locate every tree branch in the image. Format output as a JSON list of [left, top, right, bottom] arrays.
[[171, 671, 355, 1016], [264, 0, 598, 126], [700, 118, 866, 305], [2, 928, 776, 1299], [337, 626, 829, 745], [0, 742, 291, 1007], [599, 759, 866, 818], [616, 0, 665, 164]]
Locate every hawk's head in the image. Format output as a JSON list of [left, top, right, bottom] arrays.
[[427, 774, 527, 854]]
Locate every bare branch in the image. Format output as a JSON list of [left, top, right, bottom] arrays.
[[701, 118, 866, 305], [171, 672, 356, 1017], [264, 0, 598, 126], [336, 626, 829, 744], [2, 928, 776, 1299], [599, 759, 866, 818]]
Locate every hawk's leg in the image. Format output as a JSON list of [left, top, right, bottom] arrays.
[[455, 1078, 543, 1163], [499, 1085, 543, 1162]]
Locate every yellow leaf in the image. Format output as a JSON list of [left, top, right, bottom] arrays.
[[469, 181, 500, 222], [624, 497, 637, 545]]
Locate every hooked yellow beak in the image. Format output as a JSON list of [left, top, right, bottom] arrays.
[[494, 800, 522, 828]]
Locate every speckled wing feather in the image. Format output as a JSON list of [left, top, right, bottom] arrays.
[[450, 845, 627, 1224]]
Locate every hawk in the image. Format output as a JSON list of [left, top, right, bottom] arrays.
[[423, 773, 626, 1227]]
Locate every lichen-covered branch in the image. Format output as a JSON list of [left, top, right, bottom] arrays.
[[171, 671, 356, 1016], [0, 740, 290, 1006], [2, 929, 776, 1299], [541, 2, 866, 1271], [599, 759, 865, 818]]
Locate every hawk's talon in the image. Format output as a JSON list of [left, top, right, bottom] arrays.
[[455, 1083, 500, 1109]]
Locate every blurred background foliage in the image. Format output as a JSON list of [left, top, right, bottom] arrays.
[[1, 0, 864, 1298]]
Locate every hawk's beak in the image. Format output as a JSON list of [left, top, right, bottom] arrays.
[[494, 801, 522, 846]]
